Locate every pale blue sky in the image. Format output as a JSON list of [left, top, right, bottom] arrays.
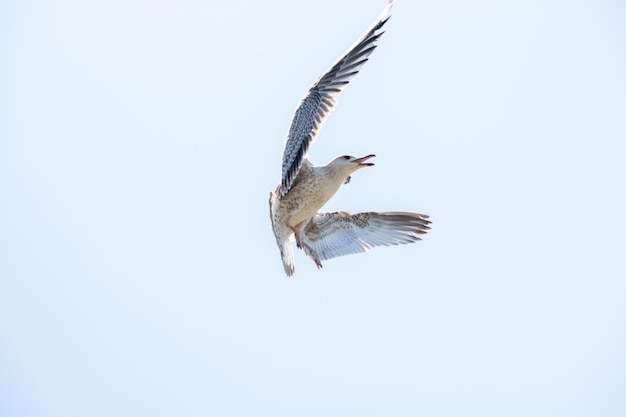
[[1, 0, 625, 416]]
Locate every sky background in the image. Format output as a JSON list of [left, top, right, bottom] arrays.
[[1, 0, 625, 415]]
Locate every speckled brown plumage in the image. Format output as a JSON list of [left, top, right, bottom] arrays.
[[269, 1, 430, 277]]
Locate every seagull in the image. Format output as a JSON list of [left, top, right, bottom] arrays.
[[269, 0, 431, 277]]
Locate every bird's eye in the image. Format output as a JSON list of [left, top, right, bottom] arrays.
[[342, 155, 350, 160]]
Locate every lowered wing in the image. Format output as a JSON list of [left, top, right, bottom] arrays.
[[301, 211, 431, 262]]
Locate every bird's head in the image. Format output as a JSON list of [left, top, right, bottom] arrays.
[[326, 154, 376, 182], [329, 154, 376, 171]]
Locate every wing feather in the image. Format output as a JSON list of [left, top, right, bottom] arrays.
[[278, 0, 394, 196], [301, 211, 431, 262]]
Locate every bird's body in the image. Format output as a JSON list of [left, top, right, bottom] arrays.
[[270, 156, 375, 275], [270, 0, 431, 277]]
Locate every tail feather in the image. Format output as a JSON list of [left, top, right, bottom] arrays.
[[270, 190, 295, 277], [280, 241, 295, 277]]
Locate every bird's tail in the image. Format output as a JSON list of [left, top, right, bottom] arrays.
[[280, 240, 295, 277], [270, 190, 296, 277]]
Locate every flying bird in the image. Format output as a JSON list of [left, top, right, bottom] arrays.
[[269, 0, 431, 276]]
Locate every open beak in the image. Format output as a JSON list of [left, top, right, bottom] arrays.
[[352, 154, 376, 166]]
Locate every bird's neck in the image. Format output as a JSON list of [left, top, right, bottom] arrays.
[[318, 165, 351, 197]]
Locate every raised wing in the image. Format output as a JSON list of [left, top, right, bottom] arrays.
[[301, 211, 431, 262], [278, 0, 394, 197]]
